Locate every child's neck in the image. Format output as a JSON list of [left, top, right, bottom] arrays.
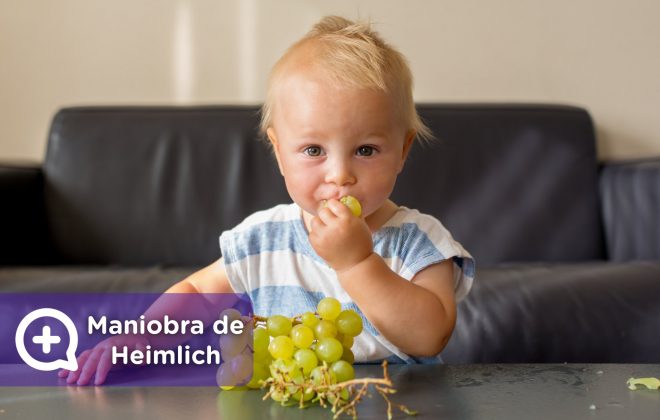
[[301, 199, 400, 234]]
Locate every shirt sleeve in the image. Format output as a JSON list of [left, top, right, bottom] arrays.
[[370, 210, 476, 363], [396, 211, 476, 302]]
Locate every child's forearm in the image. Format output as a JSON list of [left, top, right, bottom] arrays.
[[140, 279, 223, 349], [136, 280, 201, 348], [337, 253, 454, 357], [165, 279, 201, 294]]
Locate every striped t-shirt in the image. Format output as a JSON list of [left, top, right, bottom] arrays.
[[219, 203, 475, 363]]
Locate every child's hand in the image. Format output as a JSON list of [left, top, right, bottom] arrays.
[[58, 334, 150, 386], [309, 198, 373, 272]]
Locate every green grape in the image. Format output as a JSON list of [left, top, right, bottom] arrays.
[[293, 348, 318, 375], [292, 388, 316, 402], [218, 385, 248, 391], [219, 308, 242, 323], [290, 324, 314, 349], [269, 387, 287, 402], [285, 367, 305, 395], [253, 327, 270, 353], [301, 311, 319, 328], [328, 388, 350, 404], [269, 358, 298, 376], [219, 330, 250, 360], [341, 346, 355, 364], [268, 335, 294, 360], [331, 360, 355, 383], [267, 315, 292, 337], [310, 366, 337, 386], [229, 354, 253, 385], [317, 297, 342, 320], [246, 362, 269, 389], [314, 319, 337, 339], [335, 309, 363, 337], [253, 348, 272, 366], [336, 333, 354, 348], [315, 337, 343, 363], [340, 195, 362, 217], [216, 363, 237, 387]]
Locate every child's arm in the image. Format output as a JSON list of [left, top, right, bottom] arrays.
[[310, 200, 456, 357], [338, 255, 456, 357], [61, 258, 233, 385], [163, 257, 234, 295]]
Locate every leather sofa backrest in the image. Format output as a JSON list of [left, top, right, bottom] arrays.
[[43, 104, 605, 266], [44, 106, 288, 266], [393, 104, 605, 265]]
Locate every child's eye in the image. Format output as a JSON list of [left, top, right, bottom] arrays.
[[303, 146, 323, 157], [356, 146, 376, 157]]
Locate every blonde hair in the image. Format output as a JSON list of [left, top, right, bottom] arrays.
[[260, 16, 433, 142]]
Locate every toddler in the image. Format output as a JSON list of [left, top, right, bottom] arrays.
[[63, 15, 474, 386]]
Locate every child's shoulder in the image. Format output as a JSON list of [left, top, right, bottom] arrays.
[[380, 205, 461, 248], [384, 206, 446, 232]]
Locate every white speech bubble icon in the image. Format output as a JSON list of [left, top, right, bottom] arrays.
[[15, 308, 79, 372]]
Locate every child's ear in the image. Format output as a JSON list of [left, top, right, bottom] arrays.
[[398, 130, 416, 173], [267, 128, 285, 176]]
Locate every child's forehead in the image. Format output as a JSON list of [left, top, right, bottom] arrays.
[[275, 66, 394, 109], [272, 84, 402, 140]]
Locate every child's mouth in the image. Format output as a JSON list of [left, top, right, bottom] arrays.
[[320, 196, 362, 217]]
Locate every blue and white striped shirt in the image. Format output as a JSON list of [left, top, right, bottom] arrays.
[[220, 203, 475, 363]]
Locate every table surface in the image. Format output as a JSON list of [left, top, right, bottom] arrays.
[[1, 364, 659, 419]]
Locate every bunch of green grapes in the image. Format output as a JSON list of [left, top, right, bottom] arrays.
[[219, 297, 364, 403], [260, 297, 363, 401]]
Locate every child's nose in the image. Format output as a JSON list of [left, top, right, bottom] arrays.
[[325, 158, 356, 186]]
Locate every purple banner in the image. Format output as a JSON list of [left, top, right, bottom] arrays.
[[0, 293, 252, 386]]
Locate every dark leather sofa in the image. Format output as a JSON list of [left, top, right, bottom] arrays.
[[2, 104, 659, 363]]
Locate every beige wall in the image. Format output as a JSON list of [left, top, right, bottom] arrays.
[[1, 0, 659, 162]]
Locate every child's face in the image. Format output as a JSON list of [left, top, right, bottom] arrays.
[[267, 70, 414, 220]]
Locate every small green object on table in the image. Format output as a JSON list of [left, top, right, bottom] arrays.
[[627, 377, 660, 390]]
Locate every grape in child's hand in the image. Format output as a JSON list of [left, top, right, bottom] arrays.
[[340, 195, 362, 217], [322, 195, 362, 217]]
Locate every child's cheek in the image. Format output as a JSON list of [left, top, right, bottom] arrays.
[[362, 183, 396, 217], [284, 172, 322, 215]]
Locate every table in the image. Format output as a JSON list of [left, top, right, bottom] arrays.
[[1, 364, 659, 419]]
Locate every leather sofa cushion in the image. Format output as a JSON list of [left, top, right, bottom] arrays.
[[0, 266, 195, 292], [600, 158, 660, 261], [4, 261, 658, 363], [442, 261, 660, 363]]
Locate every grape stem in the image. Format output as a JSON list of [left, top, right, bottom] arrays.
[[262, 360, 417, 419], [253, 314, 305, 326], [252, 312, 417, 418]]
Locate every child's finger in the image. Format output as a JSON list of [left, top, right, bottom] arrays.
[[317, 205, 337, 224], [66, 350, 92, 384], [94, 349, 113, 385], [77, 347, 105, 385], [133, 342, 148, 366], [58, 368, 69, 378], [326, 199, 351, 218]]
